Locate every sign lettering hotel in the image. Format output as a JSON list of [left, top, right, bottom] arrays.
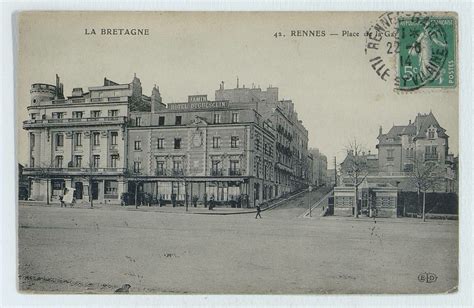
[[168, 100, 229, 110]]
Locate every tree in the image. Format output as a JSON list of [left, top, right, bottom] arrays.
[[84, 162, 97, 208], [124, 169, 144, 209], [171, 157, 189, 211], [342, 139, 369, 218], [409, 153, 444, 222]]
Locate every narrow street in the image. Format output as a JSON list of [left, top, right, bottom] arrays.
[[264, 186, 332, 220]]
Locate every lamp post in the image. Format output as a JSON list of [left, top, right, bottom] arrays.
[[308, 185, 313, 217]]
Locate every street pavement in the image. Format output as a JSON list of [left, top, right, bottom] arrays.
[[18, 191, 458, 294]]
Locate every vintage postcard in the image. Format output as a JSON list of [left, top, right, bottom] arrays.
[[16, 11, 459, 295]]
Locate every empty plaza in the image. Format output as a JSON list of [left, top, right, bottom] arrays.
[[18, 197, 458, 295]]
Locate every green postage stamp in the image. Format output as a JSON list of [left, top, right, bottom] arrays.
[[398, 16, 456, 90]]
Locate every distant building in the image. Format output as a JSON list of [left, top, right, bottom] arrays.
[[340, 150, 378, 175], [215, 82, 311, 195], [309, 148, 327, 186], [326, 169, 337, 187]]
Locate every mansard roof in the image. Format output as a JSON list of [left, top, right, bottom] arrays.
[[413, 112, 448, 139], [378, 112, 448, 146]]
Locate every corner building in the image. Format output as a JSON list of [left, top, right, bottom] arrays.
[[128, 93, 276, 207], [22, 75, 134, 203]]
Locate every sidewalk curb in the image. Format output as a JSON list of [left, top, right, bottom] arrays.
[[19, 189, 309, 216]]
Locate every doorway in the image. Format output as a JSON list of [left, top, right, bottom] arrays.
[[74, 182, 83, 199], [91, 181, 99, 200]]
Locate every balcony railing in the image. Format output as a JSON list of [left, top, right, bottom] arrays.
[[172, 169, 184, 176], [425, 153, 438, 160], [210, 169, 223, 176], [23, 167, 127, 175], [155, 169, 166, 176], [229, 168, 241, 176], [23, 116, 127, 128]]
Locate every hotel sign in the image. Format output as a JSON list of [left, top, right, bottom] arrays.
[[168, 101, 229, 110]]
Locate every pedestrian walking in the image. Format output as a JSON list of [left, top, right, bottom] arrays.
[[255, 199, 262, 219], [59, 195, 65, 208], [209, 194, 215, 210]]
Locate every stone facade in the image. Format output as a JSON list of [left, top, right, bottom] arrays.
[[23, 75, 148, 204], [22, 76, 311, 206]]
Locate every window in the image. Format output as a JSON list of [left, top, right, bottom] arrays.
[[30, 157, 35, 168], [52, 112, 64, 119], [173, 161, 182, 172], [175, 116, 182, 125], [108, 110, 119, 117], [110, 155, 118, 168], [156, 161, 165, 175], [213, 113, 221, 124], [213, 137, 221, 148], [30, 133, 35, 149], [105, 180, 118, 195], [387, 149, 394, 161], [158, 116, 165, 126], [74, 155, 82, 168], [425, 146, 438, 160], [56, 134, 64, 147], [111, 131, 118, 145], [157, 138, 164, 149], [231, 136, 239, 148], [55, 155, 63, 168], [133, 161, 141, 173], [136, 117, 142, 126], [232, 112, 239, 123], [211, 160, 221, 175], [230, 160, 240, 175], [174, 138, 181, 149], [134, 140, 142, 150], [93, 155, 100, 168], [91, 110, 101, 118], [72, 111, 83, 118], [428, 129, 435, 139], [31, 113, 38, 120], [93, 132, 100, 146], [74, 132, 82, 146]]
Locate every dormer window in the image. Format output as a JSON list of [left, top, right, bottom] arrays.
[[428, 129, 435, 139]]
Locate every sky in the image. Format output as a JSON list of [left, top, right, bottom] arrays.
[[16, 12, 458, 166]]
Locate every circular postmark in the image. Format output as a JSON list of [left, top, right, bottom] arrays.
[[365, 12, 456, 92]]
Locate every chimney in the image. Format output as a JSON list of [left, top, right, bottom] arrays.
[[409, 119, 412, 125], [379, 126, 382, 135]]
